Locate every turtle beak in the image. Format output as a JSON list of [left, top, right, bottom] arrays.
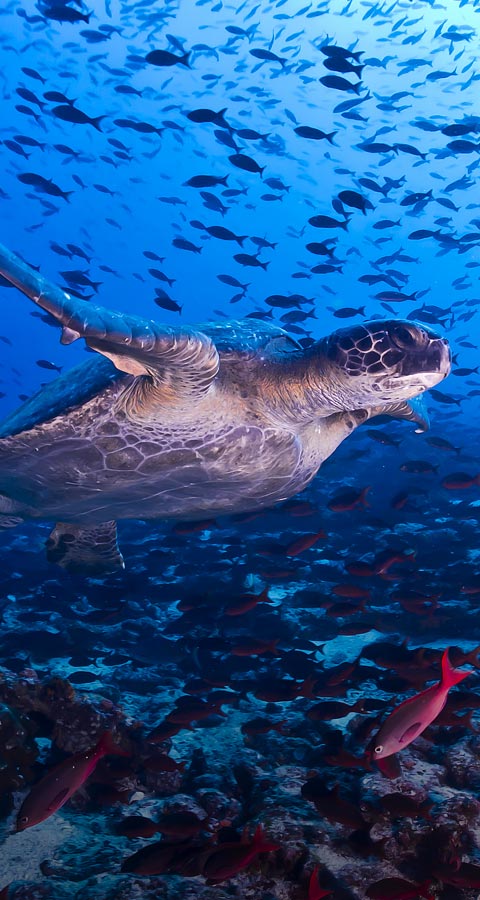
[[402, 334, 451, 382]]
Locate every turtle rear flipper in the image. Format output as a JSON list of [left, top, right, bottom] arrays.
[[0, 242, 219, 400], [46, 521, 124, 575]]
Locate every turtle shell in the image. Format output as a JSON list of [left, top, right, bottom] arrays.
[[197, 318, 301, 358], [0, 355, 122, 439]]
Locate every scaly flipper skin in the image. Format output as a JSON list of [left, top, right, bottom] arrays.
[[45, 521, 124, 574], [369, 397, 430, 433], [0, 242, 219, 399]]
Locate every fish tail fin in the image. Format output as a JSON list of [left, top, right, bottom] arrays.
[[95, 731, 130, 758], [258, 587, 272, 604], [361, 486, 371, 506], [298, 674, 317, 699], [251, 824, 280, 852], [181, 51, 191, 67], [441, 648, 471, 689], [92, 116, 105, 132], [460, 643, 480, 668]]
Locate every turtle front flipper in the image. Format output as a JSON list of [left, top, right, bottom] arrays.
[[0, 241, 219, 399], [46, 521, 124, 575], [369, 397, 429, 433]]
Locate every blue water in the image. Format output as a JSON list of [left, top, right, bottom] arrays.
[[1, 0, 480, 897]]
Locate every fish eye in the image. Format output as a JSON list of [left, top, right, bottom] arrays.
[[374, 745, 383, 755], [18, 815, 29, 826]]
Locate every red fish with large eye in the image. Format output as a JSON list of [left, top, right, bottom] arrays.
[[16, 732, 127, 831], [200, 824, 279, 883], [367, 648, 471, 762]]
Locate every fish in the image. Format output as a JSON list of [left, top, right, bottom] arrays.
[[200, 824, 279, 883], [172, 238, 202, 254], [366, 877, 433, 900], [228, 153, 265, 175], [233, 253, 269, 270], [187, 107, 229, 126], [295, 126, 337, 143], [16, 732, 127, 830], [249, 48, 287, 67], [35, 359, 62, 373], [308, 866, 332, 900], [338, 189, 374, 214], [328, 486, 371, 511], [145, 49, 191, 67], [320, 75, 363, 93], [367, 649, 471, 762], [204, 225, 246, 245], [285, 530, 326, 556], [185, 175, 229, 188], [308, 214, 348, 230], [51, 104, 105, 130], [331, 306, 365, 318]]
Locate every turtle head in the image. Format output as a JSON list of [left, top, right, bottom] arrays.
[[313, 319, 451, 411]]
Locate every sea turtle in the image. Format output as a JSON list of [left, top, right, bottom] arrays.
[[0, 241, 450, 574]]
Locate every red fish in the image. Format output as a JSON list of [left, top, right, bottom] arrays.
[[367, 648, 471, 761], [121, 838, 191, 875], [223, 587, 272, 616], [285, 529, 326, 556], [331, 583, 370, 598], [308, 865, 332, 899], [307, 698, 364, 721], [326, 598, 366, 617], [461, 582, 480, 595], [241, 717, 287, 736], [231, 637, 280, 656], [172, 518, 216, 533], [390, 490, 410, 509], [374, 550, 416, 577], [142, 754, 186, 773], [366, 876, 434, 899], [115, 814, 162, 838], [200, 824, 279, 883], [16, 732, 127, 831], [155, 809, 208, 837], [346, 560, 376, 576], [327, 485, 371, 511], [283, 499, 317, 516], [441, 471, 480, 490], [433, 861, 480, 888]]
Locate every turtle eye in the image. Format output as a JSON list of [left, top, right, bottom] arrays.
[[392, 325, 418, 349], [374, 745, 383, 755]]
